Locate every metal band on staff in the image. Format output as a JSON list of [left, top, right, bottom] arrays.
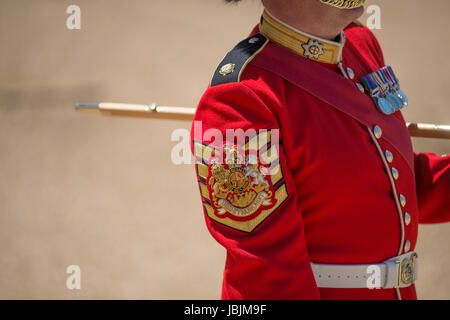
[[75, 103, 450, 140]]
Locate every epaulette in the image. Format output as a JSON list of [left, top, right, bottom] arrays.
[[211, 33, 268, 87]]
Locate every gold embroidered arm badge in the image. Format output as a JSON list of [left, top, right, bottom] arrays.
[[194, 132, 288, 233]]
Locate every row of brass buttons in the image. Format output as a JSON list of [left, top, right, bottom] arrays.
[[373, 125, 411, 253]]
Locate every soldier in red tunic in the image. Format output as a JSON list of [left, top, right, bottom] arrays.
[[191, 0, 450, 300]]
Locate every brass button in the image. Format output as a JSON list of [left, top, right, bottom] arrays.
[[392, 168, 399, 180], [399, 194, 406, 207], [347, 67, 355, 79], [404, 212, 411, 226], [385, 150, 394, 163], [373, 125, 382, 139], [404, 240, 411, 253]]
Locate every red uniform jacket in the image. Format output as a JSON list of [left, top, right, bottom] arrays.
[[191, 18, 450, 300]]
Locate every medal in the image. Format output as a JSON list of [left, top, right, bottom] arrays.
[[396, 89, 408, 106], [384, 67, 408, 107], [386, 94, 402, 111], [361, 66, 408, 115], [376, 97, 394, 115], [376, 69, 402, 111], [369, 73, 394, 115], [385, 66, 409, 107]]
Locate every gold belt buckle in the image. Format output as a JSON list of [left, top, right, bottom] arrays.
[[395, 253, 417, 287]]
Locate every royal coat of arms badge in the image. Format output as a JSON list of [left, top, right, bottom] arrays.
[[207, 144, 275, 220], [194, 134, 289, 233]]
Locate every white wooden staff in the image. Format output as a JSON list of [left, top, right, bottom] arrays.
[[75, 103, 450, 140], [75, 102, 195, 121]]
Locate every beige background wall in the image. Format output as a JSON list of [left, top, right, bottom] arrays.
[[0, 0, 448, 299]]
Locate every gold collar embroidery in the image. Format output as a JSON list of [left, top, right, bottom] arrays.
[[259, 10, 345, 64]]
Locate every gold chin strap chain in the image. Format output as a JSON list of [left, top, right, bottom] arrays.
[[319, 0, 366, 10]]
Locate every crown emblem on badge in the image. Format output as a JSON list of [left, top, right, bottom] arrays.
[[301, 39, 325, 60], [207, 144, 275, 219]]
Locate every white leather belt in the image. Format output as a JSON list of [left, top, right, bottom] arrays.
[[311, 252, 418, 289]]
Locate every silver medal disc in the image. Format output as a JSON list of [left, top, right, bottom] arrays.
[[376, 97, 394, 115], [396, 90, 409, 106], [386, 93, 402, 112]]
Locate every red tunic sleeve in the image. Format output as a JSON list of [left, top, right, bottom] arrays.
[[414, 152, 450, 223], [191, 82, 321, 299]]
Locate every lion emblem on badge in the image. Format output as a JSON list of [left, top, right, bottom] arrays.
[[207, 144, 276, 220]]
